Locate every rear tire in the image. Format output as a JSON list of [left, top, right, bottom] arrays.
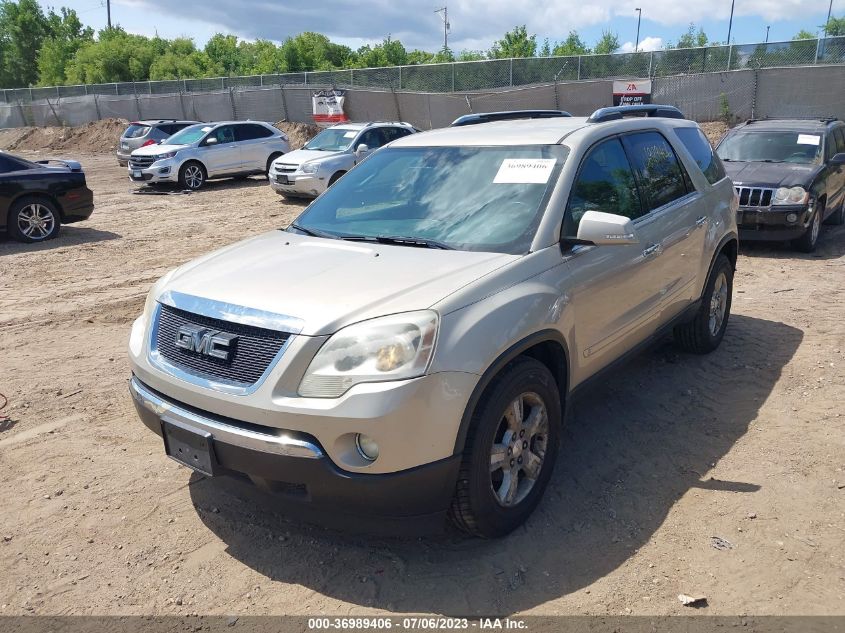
[[449, 357, 561, 538], [8, 196, 61, 243], [178, 161, 206, 190], [673, 254, 733, 354], [792, 202, 822, 252], [266, 153, 283, 178]]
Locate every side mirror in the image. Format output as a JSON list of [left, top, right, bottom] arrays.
[[575, 210, 639, 246], [830, 152, 845, 166], [355, 143, 369, 156], [204, 136, 218, 146]]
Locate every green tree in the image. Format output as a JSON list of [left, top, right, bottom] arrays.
[[456, 50, 485, 61], [37, 7, 93, 85], [553, 31, 590, 56], [0, 0, 50, 87], [594, 30, 620, 55], [671, 23, 709, 48], [793, 29, 816, 40], [489, 25, 537, 58], [823, 16, 845, 36], [407, 49, 434, 64], [204, 33, 240, 75]]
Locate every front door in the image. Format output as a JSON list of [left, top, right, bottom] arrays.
[[200, 125, 241, 176], [560, 136, 668, 385]]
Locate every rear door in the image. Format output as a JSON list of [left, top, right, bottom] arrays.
[[560, 137, 668, 382], [828, 126, 845, 213], [622, 130, 706, 321], [235, 124, 275, 171], [200, 125, 241, 176]]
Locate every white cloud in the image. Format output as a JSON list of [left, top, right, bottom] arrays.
[[619, 36, 664, 53]]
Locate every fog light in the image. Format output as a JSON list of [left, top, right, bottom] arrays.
[[786, 213, 798, 223], [355, 433, 379, 461], [159, 167, 170, 174]]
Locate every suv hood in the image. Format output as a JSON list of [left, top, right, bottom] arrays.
[[132, 143, 189, 157], [161, 230, 518, 336], [723, 160, 820, 189], [276, 148, 344, 166]]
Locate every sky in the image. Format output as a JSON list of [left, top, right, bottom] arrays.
[[40, 0, 842, 56]]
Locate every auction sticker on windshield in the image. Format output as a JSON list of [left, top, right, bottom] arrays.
[[493, 158, 556, 184], [797, 134, 821, 145]]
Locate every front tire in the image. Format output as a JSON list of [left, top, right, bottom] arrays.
[[449, 357, 561, 538], [792, 202, 822, 252], [179, 162, 206, 190], [8, 197, 61, 243], [824, 200, 845, 226], [673, 254, 733, 354]]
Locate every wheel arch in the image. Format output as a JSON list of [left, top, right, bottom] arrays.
[[7, 191, 64, 225], [452, 330, 570, 455]]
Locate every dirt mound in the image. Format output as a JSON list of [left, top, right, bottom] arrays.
[[1, 118, 128, 153], [275, 121, 321, 150], [700, 121, 729, 146]]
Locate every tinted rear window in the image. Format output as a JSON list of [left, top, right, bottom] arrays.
[[675, 127, 727, 185], [123, 124, 150, 139]]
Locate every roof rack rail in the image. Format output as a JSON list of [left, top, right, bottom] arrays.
[[744, 116, 839, 124], [450, 110, 572, 127], [587, 105, 685, 124]]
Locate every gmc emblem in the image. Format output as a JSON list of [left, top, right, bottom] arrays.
[[174, 325, 238, 362]]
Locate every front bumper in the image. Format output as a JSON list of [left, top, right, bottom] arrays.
[[130, 376, 461, 531], [128, 158, 178, 184], [270, 172, 325, 197], [736, 204, 812, 241]]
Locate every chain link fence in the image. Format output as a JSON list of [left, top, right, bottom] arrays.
[[2, 36, 844, 104], [3, 64, 843, 131]]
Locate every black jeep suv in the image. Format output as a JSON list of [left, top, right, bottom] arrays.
[[716, 118, 845, 252]]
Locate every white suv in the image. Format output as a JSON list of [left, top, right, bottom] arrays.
[[269, 122, 417, 198], [129, 106, 738, 537], [129, 121, 290, 190]]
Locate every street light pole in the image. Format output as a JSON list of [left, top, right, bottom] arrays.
[[765, 25, 770, 43], [106, 0, 112, 28], [726, 0, 735, 44], [634, 8, 642, 53], [824, 0, 833, 36]]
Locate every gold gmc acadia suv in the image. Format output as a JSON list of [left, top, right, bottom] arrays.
[[128, 105, 739, 537]]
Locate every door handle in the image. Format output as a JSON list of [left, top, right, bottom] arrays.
[[642, 243, 662, 258], [695, 216, 708, 227]]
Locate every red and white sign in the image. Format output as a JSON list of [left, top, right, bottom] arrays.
[[312, 89, 349, 126], [612, 79, 652, 106]]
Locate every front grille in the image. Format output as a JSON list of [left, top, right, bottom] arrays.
[[735, 186, 774, 208], [129, 156, 155, 169], [154, 304, 291, 386], [276, 164, 297, 174]]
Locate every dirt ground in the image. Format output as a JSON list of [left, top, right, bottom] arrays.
[[0, 146, 843, 618]]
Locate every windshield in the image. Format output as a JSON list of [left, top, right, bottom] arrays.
[[304, 128, 358, 151], [166, 124, 214, 146], [717, 131, 822, 164], [290, 145, 568, 254], [123, 124, 150, 139]]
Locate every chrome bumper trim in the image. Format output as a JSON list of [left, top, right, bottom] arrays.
[[129, 377, 323, 459]]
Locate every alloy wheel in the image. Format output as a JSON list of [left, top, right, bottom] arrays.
[[708, 271, 728, 336], [17, 203, 55, 240], [489, 391, 549, 507], [184, 165, 204, 189]]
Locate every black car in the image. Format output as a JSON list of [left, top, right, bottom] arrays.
[[0, 151, 94, 243], [716, 118, 845, 252]]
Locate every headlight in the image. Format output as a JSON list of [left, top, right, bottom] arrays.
[[298, 311, 438, 398], [300, 161, 320, 174], [773, 186, 809, 205], [154, 151, 178, 161]]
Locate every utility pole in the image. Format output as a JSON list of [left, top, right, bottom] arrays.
[[726, 0, 735, 45], [765, 25, 770, 42], [435, 7, 450, 53], [106, 0, 112, 28], [634, 8, 642, 52]]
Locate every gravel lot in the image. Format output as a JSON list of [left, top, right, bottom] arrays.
[[0, 150, 843, 617]]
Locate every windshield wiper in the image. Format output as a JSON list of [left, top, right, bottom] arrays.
[[340, 235, 454, 250], [287, 223, 339, 239], [758, 159, 785, 163]]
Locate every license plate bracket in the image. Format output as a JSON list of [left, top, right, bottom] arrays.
[[133, 170, 142, 178], [162, 419, 217, 476], [276, 175, 290, 185]]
